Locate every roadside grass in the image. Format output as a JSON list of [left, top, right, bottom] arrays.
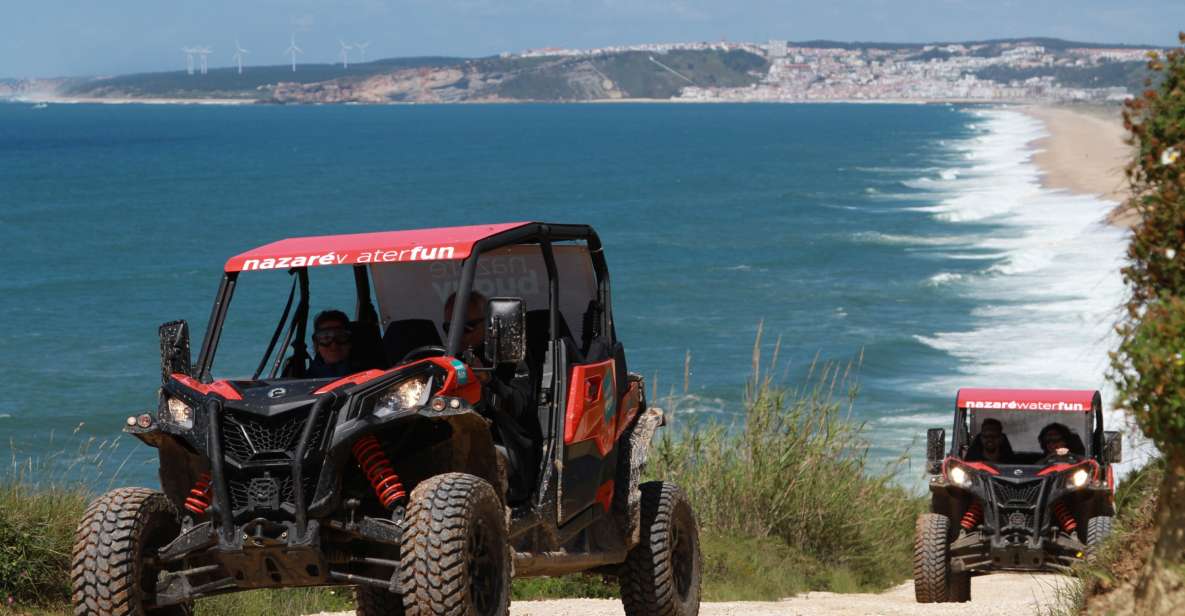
[[650, 343, 923, 593], [1, 432, 120, 612], [195, 589, 354, 616], [0, 479, 89, 612]]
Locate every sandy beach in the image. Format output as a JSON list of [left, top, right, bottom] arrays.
[[1023, 105, 1136, 226]]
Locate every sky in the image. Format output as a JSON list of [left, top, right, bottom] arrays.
[[2, 0, 1184, 79]]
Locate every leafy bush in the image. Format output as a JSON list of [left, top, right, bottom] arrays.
[[1112, 33, 1185, 453]]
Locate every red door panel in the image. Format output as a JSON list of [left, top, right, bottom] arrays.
[[563, 359, 617, 457]]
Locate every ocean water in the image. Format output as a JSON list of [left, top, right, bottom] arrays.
[[0, 102, 1131, 487]]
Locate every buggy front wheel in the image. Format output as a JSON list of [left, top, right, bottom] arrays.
[[71, 487, 190, 616], [1086, 515, 1113, 560], [913, 512, 956, 603], [399, 473, 509, 616]]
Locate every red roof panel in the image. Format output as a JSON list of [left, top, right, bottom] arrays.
[[224, 222, 530, 272], [956, 388, 1099, 412]]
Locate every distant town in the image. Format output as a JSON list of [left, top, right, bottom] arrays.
[[507, 39, 1149, 103], [0, 37, 1158, 104]]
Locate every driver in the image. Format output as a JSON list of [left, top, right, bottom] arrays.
[[444, 292, 535, 502], [307, 310, 356, 378], [967, 418, 1013, 463]]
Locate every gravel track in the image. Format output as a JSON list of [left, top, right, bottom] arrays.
[[312, 572, 1072, 616]]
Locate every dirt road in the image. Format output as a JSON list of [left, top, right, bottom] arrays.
[[313, 573, 1071, 616]]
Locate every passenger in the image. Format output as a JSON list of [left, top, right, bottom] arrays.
[[444, 292, 535, 501], [1037, 422, 1083, 463], [966, 418, 1013, 464], [307, 310, 356, 379]]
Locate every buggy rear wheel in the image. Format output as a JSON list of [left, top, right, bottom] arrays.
[[619, 481, 702, 616], [71, 487, 191, 616], [399, 473, 509, 616], [913, 513, 955, 603], [356, 585, 406, 616]]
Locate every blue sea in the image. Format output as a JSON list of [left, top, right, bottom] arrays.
[[0, 102, 1128, 487]]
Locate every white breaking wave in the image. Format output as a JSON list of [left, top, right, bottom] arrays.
[[926, 272, 964, 286], [850, 231, 968, 246], [902, 108, 1150, 474]]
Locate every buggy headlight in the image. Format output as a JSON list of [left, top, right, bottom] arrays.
[[160, 397, 194, 430], [373, 375, 431, 416], [1067, 468, 1090, 489], [948, 464, 971, 488]]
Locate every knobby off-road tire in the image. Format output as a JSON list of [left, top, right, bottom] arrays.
[[619, 481, 702, 616], [1086, 515, 1113, 559], [71, 487, 191, 616], [356, 585, 407, 616], [399, 473, 510, 616], [913, 512, 958, 604]]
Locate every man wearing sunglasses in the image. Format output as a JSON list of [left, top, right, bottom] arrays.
[[444, 292, 536, 502], [443, 292, 488, 366], [307, 309, 356, 379]]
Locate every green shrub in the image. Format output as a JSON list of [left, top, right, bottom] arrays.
[[1112, 32, 1185, 453]]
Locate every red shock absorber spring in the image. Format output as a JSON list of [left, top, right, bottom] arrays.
[[183, 472, 213, 516], [352, 435, 407, 509], [1052, 501, 1078, 533], [960, 501, 983, 530]]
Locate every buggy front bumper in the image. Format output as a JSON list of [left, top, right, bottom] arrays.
[[151, 515, 405, 606], [950, 530, 1086, 573]]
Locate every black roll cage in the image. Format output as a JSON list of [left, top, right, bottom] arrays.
[[194, 223, 611, 382]]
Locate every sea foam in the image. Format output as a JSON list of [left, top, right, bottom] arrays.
[[896, 109, 1150, 473]]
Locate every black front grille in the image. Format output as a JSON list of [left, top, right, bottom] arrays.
[[217, 406, 334, 517], [220, 408, 333, 463], [222, 412, 306, 462], [992, 480, 1040, 505]]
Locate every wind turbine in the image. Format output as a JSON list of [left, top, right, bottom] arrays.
[[354, 41, 370, 63], [196, 47, 212, 75], [182, 47, 196, 75], [232, 40, 249, 75], [339, 40, 352, 69], [285, 34, 303, 72]]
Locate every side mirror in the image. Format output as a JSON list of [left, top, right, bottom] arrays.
[[484, 298, 526, 366], [159, 320, 193, 384], [1103, 430, 1123, 463], [926, 428, 946, 474]]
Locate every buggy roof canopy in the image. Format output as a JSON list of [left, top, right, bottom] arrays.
[[956, 388, 1099, 412], [224, 222, 531, 272]]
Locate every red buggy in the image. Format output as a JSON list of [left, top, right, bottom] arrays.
[[72, 223, 702, 616], [915, 388, 1122, 603]]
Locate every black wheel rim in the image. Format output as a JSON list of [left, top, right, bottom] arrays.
[[671, 509, 694, 600], [140, 511, 181, 609], [468, 519, 499, 616]]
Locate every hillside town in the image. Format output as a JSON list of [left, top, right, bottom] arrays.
[[509, 40, 1151, 103]]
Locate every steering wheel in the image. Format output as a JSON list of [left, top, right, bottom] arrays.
[[400, 345, 448, 363]]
